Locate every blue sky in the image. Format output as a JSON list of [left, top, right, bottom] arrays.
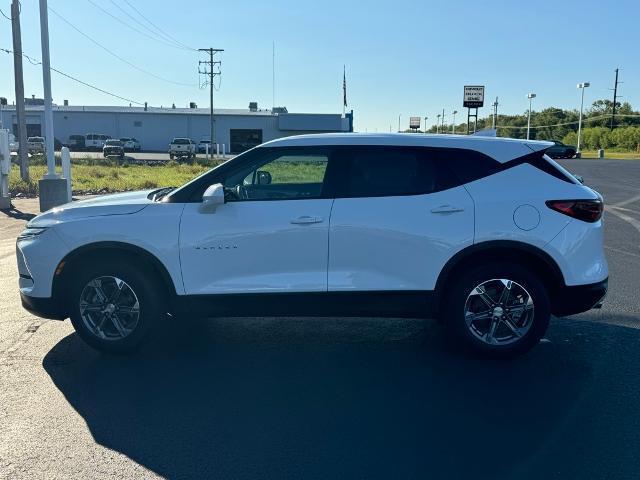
[[1, 0, 637, 132]]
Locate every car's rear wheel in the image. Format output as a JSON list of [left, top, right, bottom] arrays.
[[444, 263, 550, 357], [68, 259, 165, 353]]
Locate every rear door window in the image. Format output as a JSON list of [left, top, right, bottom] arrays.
[[333, 147, 451, 198]]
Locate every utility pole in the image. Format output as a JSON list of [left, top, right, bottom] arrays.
[[441, 109, 445, 133], [610, 68, 621, 131], [11, 0, 29, 181], [198, 48, 223, 148], [451, 111, 457, 134]]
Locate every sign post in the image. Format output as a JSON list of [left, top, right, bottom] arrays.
[[409, 117, 421, 132], [463, 85, 485, 134]]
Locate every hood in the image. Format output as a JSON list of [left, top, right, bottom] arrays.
[[28, 189, 156, 227]]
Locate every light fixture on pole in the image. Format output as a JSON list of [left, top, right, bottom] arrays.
[[452, 110, 458, 134], [436, 114, 441, 133], [576, 82, 590, 156], [526, 93, 536, 140]]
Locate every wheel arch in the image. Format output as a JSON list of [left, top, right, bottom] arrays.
[[52, 241, 178, 314], [434, 240, 565, 315]]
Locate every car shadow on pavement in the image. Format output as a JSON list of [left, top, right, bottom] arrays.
[[43, 316, 640, 480]]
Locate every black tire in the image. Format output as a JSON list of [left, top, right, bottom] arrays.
[[444, 262, 550, 358], [68, 257, 166, 354], [169, 154, 174, 160]]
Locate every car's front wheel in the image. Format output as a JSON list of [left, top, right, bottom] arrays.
[[444, 263, 550, 357], [68, 259, 165, 353]]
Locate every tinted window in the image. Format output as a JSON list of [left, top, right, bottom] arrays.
[[333, 147, 452, 198], [437, 148, 501, 185]]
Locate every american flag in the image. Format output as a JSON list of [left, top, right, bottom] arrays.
[[343, 66, 347, 108]]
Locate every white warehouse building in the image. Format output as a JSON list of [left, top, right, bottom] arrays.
[[0, 100, 354, 153]]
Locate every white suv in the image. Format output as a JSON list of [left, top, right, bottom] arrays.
[[17, 134, 608, 356]]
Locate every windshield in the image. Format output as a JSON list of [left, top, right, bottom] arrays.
[[28, 137, 44, 142], [172, 139, 191, 144], [105, 140, 123, 146]]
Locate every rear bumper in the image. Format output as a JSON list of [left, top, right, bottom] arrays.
[[20, 293, 67, 320], [552, 277, 608, 316]]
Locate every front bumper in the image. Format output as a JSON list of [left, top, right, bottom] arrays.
[[552, 277, 608, 316], [20, 292, 67, 320]]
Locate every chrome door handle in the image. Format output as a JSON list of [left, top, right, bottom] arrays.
[[431, 205, 465, 214], [290, 216, 323, 224]]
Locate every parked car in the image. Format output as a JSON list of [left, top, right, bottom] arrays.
[[120, 137, 141, 152], [169, 137, 196, 161], [27, 136, 45, 155], [197, 139, 211, 154], [103, 139, 125, 159], [545, 141, 576, 159], [67, 134, 86, 151], [85, 133, 111, 151], [17, 133, 608, 357]]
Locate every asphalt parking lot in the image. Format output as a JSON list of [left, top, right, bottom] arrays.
[[1, 158, 639, 479]]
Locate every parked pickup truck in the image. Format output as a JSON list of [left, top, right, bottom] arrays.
[[169, 138, 196, 161], [27, 137, 46, 155]]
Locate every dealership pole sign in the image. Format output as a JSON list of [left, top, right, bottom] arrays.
[[409, 117, 421, 131], [463, 86, 485, 108], [464, 85, 485, 134]]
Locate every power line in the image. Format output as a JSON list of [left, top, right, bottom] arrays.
[[108, 0, 194, 51], [120, 0, 196, 51], [48, 5, 196, 87], [0, 47, 145, 105], [85, 0, 192, 50], [496, 113, 640, 130]]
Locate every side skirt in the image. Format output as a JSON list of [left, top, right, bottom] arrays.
[[172, 291, 438, 319]]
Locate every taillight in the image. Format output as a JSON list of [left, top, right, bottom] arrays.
[[545, 199, 603, 223]]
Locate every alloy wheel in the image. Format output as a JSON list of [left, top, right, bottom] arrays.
[[79, 276, 140, 341], [464, 278, 535, 346]]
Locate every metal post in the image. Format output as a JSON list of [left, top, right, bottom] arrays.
[[424, 116, 428, 133], [39, 0, 57, 178], [1, 129, 11, 209], [436, 114, 440, 133], [205, 142, 209, 160], [398, 114, 401, 133], [452, 111, 457, 134], [526, 93, 536, 140], [441, 109, 445, 133], [577, 82, 590, 155], [61, 146, 72, 202]]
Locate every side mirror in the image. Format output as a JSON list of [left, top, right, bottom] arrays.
[[201, 183, 225, 212], [256, 170, 272, 185]]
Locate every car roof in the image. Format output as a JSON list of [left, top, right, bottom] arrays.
[[261, 133, 553, 163]]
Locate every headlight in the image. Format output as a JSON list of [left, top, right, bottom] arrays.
[[17, 227, 47, 241]]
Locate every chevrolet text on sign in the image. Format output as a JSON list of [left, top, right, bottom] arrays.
[[463, 86, 485, 108]]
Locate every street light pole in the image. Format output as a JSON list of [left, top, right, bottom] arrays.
[[526, 93, 536, 140], [577, 82, 590, 156], [398, 114, 401, 133], [452, 110, 458, 134], [424, 116, 428, 133], [436, 114, 441, 133]]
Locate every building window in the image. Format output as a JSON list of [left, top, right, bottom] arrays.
[[134, 121, 142, 127]]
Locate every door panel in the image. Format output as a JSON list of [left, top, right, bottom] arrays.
[[180, 199, 333, 294], [328, 186, 474, 291]]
